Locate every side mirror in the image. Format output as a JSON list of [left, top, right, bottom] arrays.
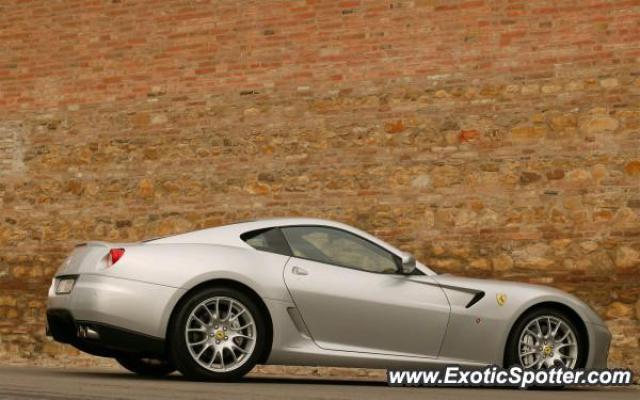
[[400, 252, 416, 275]]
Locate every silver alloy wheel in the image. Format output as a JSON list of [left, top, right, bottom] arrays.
[[185, 296, 257, 373], [518, 315, 578, 369]]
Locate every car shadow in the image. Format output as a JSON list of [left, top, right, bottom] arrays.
[[51, 369, 611, 391], [56, 369, 385, 386]]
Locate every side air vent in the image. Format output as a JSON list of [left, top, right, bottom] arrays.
[[466, 292, 485, 308], [286, 307, 312, 339]]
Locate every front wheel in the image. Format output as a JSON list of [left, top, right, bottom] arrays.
[[505, 307, 586, 370], [169, 287, 266, 381], [116, 356, 176, 376]]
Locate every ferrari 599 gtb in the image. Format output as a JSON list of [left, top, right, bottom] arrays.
[[46, 218, 610, 380]]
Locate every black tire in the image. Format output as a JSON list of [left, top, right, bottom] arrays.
[[505, 307, 587, 370], [168, 287, 267, 381], [116, 356, 176, 377]]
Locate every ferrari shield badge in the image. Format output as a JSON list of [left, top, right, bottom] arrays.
[[496, 293, 507, 306]]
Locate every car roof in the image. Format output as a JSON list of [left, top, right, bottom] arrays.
[[147, 217, 403, 257], [230, 217, 354, 230]]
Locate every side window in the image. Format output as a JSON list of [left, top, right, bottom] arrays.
[[241, 228, 291, 256], [281, 226, 398, 274]]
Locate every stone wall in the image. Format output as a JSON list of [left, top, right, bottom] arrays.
[[0, 0, 638, 376]]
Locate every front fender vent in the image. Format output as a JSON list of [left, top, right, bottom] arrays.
[[466, 291, 485, 308]]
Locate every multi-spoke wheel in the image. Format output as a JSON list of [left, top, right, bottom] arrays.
[[505, 307, 586, 370], [185, 296, 257, 372], [169, 287, 266, 381]]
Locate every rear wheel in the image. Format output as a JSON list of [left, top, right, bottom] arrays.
[[116, 356, 176, 377], [169, 287, 266, 381], [505, 307, 586, 370]]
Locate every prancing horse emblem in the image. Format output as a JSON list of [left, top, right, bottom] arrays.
[[496, 293, 507, 306]]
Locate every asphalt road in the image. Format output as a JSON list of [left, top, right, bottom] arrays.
[[0, 366, 636, 400]]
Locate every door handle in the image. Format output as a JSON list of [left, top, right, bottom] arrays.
[[291, 266, 308, 276]]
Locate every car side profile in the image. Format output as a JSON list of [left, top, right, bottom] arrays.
[[46, 218, 611, 381]]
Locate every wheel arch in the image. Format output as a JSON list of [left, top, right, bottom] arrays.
[[165, 278, 274, 364], [503, 301, 589, 368]]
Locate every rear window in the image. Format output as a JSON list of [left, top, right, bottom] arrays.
[[240, 228, 291, 256]]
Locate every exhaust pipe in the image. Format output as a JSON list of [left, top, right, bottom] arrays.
[[77, 325, 100, 340], [85, 326, 100, 340]]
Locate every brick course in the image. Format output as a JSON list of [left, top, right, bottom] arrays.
[[0, 0, 639, 376]]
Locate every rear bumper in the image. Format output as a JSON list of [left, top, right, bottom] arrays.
[[47, 273, 184, 357], [48, 273, 184, 338], [46, 309, 165, 357]]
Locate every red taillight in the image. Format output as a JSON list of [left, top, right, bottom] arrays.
[[109, 248, 125, 265]]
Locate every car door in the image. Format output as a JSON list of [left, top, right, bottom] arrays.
[[281, 226, 451, 358]]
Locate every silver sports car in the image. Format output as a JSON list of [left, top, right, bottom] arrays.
[[47, 218, 611, 380]]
